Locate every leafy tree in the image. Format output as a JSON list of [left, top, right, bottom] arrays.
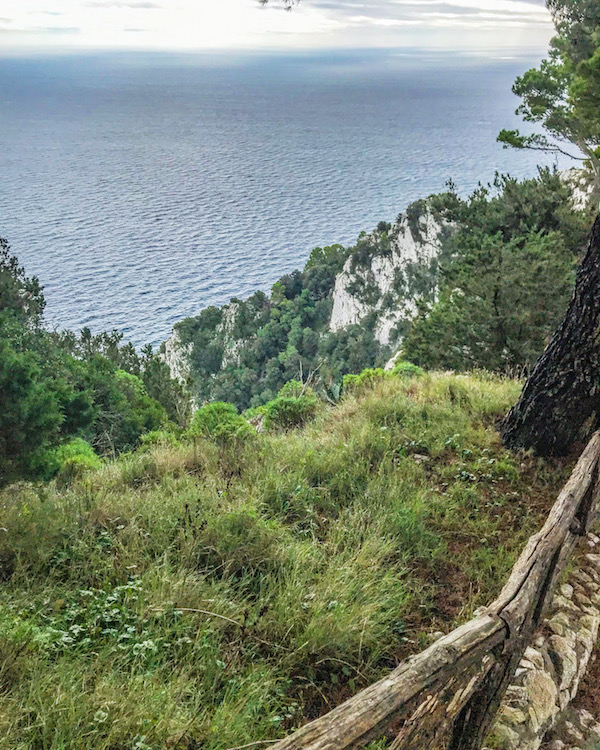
[[501, 215, 600, 455], [176, 242, 379, 411], [498, 0, 600, 199], [58, 328, 191, 427], [0, 235, 180, 482], [404, 231, 575, 371], [80, 358, 167, 456], [0, 336, 65, 481], [0, 237, 45, 325], [403, 170, 590, 372], [0, 239, 96, 482]]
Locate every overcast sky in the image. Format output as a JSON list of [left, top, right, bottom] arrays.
[[0, 0, 554, 53]]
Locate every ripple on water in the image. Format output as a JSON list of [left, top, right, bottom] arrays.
[[0, 51, 565, 347]]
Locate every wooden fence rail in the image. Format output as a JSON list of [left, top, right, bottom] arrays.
[[266, 431, 600, 750]]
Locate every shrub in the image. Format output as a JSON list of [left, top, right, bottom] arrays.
[[56, 453, 102, 487], [393, 360, 425, 378], [41, 438, 101, 481], [342, 367, 390, 394], [189, 402, 254, 447], [262, 395, 318, 430], [139, 430, 180, 450], [278, 379, 312, 398]]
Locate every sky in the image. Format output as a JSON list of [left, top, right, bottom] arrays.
[[0, 0, 554, 53]]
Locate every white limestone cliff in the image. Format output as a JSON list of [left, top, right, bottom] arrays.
[[561, 168, 596, 212], [329, 207, 446, 346], [161, 329, 192, 385]]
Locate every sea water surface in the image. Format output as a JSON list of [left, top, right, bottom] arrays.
[[0, 49, 564, 347]]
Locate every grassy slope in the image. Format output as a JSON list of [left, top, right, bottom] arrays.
[[0, 373, 571, 750]]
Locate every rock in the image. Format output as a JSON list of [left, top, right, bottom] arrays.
[[574, 591, 592, 607], [553, 595, 581, 615], [161, 329, 193, 384], [584, 553, 600, 568], [562, 720, 585, 743], [560, 584, 574, 600], [490, 554, 600, 750], [547, 635, 578, 691], [492, 723, 521, 747], [329, 206, 446, 346], [503, 685, 530, 708], [523, 647, 545, 670], [573, 570, 594, 585], [499, 705, 527, 726], [524, 670, 558, 732], [578, 614, 598, 631], [547, 613, 571, 637], [577, 708, 595, 729]]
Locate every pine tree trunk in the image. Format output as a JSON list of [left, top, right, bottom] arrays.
[[501, 215, 600, 456]]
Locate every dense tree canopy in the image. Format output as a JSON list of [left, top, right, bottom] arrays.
[[0, 238, 189, 484], [403, 170, 592, 372], [176, 170, 591, 410]]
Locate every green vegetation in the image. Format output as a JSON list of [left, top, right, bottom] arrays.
[[3, 6, 599, 738], [498, 0, 600, 196], [0, 237, 190, 486], [0, 370, 570, 749], [175, 169, 593, 412], [173, 242, 393, 411], [403, 169, 593, 372], [190, 402, 254, 447]]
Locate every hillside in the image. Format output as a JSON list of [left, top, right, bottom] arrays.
[[0, 370, 572, 750], [162, 169, 592, 411]]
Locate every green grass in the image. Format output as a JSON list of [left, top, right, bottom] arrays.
[[0, 372, 571, 749]]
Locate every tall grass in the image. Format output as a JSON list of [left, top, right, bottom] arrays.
[[0, 372, 570, 749]]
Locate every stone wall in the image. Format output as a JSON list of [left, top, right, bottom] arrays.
[[488, 534, 600, 750]]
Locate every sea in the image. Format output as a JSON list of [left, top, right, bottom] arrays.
[[0, 49, 566, 348]]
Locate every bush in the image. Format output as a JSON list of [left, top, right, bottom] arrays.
[[278, 379, 310, 398], [342, 367, 390, 394], [56, 453, 102, 487], [39, 438, 101, 481], [189, 402, 254, 447], [262, 395, 318, 430], [393, 360, 425, 379], [139, 430, 180, 450]]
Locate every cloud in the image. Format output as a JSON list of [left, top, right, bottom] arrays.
[[310, 0, 548, 20], [0, 24, 79, 34], [0, 0, 553, 51], [84, 1, 161, 7]]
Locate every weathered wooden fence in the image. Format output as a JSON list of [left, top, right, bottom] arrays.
[[266, 431, 600, 750]]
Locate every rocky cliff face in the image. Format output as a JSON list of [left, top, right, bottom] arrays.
[[329, 204, 447, 346], [161, 198, 449, 386], [562, 168, 597, 213], [161, 328, 193, 385]]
